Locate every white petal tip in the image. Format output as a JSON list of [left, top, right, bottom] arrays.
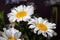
[[53, 32, 57, 36]]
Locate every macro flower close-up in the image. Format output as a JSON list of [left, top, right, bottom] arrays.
[[0, 27, 22, 40], [0, 0, 59, 40], [7, 5, 34, 22], [28, 17, 57, 37]]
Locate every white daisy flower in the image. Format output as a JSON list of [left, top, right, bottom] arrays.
[[9, 22, 17, 27], [7, 5, 34, 22], [0, 27, 22, 40], [28, 17, 57, 37]]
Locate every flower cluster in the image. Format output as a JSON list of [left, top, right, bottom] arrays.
[[0, 4, 57, 40]]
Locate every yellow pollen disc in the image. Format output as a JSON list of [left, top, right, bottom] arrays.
[[16, 11, 27, 18], [8, 37, 16, 40], [36, 23, 48, 31], [10, 22, 16, 25]]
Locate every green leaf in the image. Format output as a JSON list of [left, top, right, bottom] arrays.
[[0, 11, 4, 19]]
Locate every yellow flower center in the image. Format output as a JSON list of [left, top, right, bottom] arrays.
[[8, 37, 16, 40], [10, 22, 17, 25], [16, 11, 27, 18], [36, 23, 48, 31]]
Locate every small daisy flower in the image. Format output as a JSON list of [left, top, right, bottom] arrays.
[[10, 22, 17, 27], [6, 22, 18, 28], [28, 17, 57, 37], [0, 27, 22, 40], [7, 5, 34, 22]]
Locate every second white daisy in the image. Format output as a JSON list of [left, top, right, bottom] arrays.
[[0, 27, 22, 40], [28, 17, 56, 37], [8, 5, 34, 22]]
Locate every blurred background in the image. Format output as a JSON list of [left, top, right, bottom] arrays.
[[0, 0, 59, 40]]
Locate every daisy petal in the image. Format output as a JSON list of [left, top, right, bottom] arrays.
[[14, 32, 21, 39], [23, 16, 31, 21], [42, 32, 47, 37], [9, 16, 16, 22], [2, 33, 8, 39], [18, 5, 24, 10], [17, 39, 22, 40], [38, 17, 44, 23], [38, 30, 41, 35], [11, 9, 17, 14], [7, 13, 14, 17], [34, 27, 39, 33], [29, 25, 36, 29], [47, 32, 53, 37], [17, 18, 22, 22], [0, 37, 6, 40]]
